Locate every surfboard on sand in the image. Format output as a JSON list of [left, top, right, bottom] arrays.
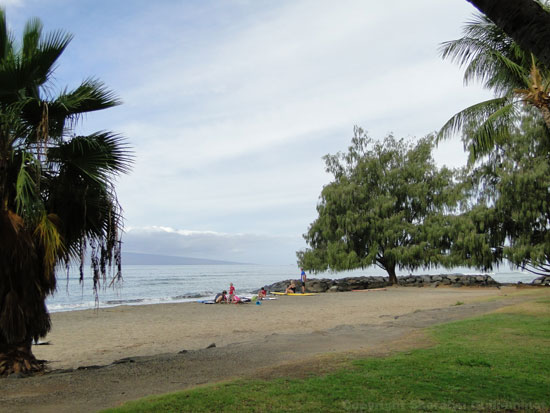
[[351, 288, 387, 292], [271, 292, 318, 296]]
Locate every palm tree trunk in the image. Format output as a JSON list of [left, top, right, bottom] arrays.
[[466, 0, 550, 68], [540, 105, 550, 130], [0, 339, 45, 376]]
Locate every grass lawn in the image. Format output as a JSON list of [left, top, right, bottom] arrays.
[[103, 295, 550, 412]]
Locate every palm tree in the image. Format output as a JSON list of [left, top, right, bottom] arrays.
[[466, 0, 550, 68], [0, 10, 132, 375], [437, 9, 550, 160]]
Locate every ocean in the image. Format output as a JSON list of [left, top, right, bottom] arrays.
[[45, 264, 538, 313]]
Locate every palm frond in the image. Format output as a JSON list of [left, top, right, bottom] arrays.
[[0, 8, 14, 63], [47, 132, 133, 183], [33, 212, 64, 278], [466, 102, 520, 160], [437, 97, 510, 142], [22, 18, 42, 62], [45, 79, 121, 135], [465, 48, 530, 93], [14, 151, 41, 215], [58, 78, 121, 111], [22, 28, 73, 93]]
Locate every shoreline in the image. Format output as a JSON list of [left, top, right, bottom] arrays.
[[45, 271, 539, 314]]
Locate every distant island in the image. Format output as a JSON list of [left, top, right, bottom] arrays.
[[122, 252, 245, 265]]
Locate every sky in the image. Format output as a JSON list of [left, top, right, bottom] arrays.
[[2, 0, 494, 265]]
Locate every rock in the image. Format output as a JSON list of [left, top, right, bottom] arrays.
[[262, 272, 503, 293], [206, 343, 216, 349], [178, 350, 188, 354], [307, 278, 332, 293]]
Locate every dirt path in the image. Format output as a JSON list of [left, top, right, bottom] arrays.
[[0, 288, 543, 412]]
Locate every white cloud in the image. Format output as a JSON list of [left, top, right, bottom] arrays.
[[7, 0, 491, 263]]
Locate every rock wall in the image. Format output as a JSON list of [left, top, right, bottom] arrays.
[[261, 274, 499, 293]]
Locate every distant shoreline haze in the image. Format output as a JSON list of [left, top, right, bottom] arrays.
[[121, 252, 247, 265]]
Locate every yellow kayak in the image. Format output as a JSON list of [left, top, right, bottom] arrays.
[[271, 292, 318, 296]]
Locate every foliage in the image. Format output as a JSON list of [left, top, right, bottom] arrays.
[[0, 9, 132, 374], [438, 7, 550, 161], [467, 117, 550, 275], [296, 127, 466, 284], [102, 291, 550, 413]]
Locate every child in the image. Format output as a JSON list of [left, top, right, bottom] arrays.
[[258, 287, 267, 300], [228, 282, 235, 302]]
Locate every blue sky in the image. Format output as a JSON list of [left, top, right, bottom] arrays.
[[2, 0, 492, 264]]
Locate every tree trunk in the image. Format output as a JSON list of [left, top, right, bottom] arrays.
[[386, 266, 398, 285], [466, 0, 550, 68], [0, 339, 45, 376]]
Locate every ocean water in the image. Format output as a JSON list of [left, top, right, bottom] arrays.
[[45, 264, 538, 313]]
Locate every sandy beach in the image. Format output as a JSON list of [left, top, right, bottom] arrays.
[[0, 286, 544, 412]]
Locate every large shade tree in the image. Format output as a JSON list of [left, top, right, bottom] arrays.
[[297, 127, 467, 284], [0, 11, 132, 375]]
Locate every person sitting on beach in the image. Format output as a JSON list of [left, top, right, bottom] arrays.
[[215, 290, 227, 303], [285, 283, 296, 294], [231, 295, 241, 304], [258, 287, 267, 300]]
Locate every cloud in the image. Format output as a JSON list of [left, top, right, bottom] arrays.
[[5, 0, 492, 263], [123, 226, 305, 265]]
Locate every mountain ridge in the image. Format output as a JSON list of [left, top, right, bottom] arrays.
[[122, 252, 245, 265]]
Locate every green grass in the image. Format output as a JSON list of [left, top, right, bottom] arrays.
[[103, 303, 550, 413]]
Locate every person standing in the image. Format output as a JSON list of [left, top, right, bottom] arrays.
[[300, 268, 307, 294], [228, 282, 235, 302]]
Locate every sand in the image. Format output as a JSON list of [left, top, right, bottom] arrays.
[[0, 286, 543, 412]]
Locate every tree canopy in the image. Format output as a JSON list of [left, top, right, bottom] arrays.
[[439, 5, 550, 277], [465, 117, 550, 275], [297, 127, 465, 284]]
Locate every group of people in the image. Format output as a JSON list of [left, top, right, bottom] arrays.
[[285, 268, 307, 294], [214, 283, 268, 304], [214, 268, 308, 304], [214, 283, 237, 303]]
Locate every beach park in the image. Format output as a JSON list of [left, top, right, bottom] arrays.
[[3, 1, 550, 412]]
